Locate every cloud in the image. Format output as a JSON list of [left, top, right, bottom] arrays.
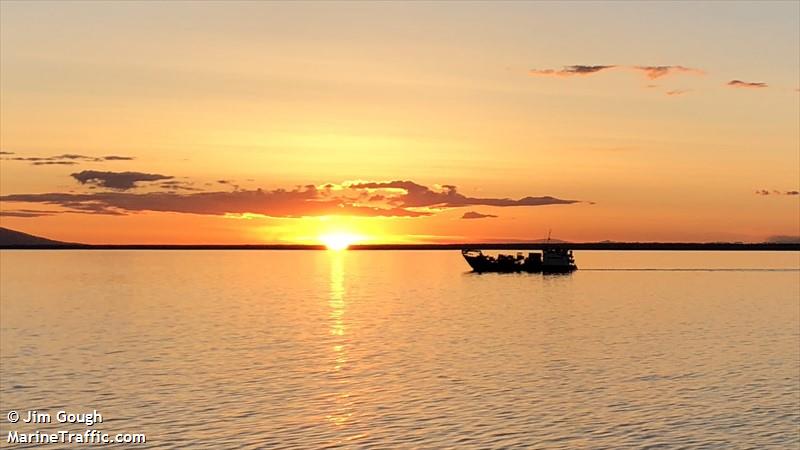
[[0, 189, 427, 218], [665, 89, 690, 96], [2, 153, 136, 165], [727, 80, 768, 89], [57, 201, 127, 215], [347, 180, 579, 208], [32, 161, 79, 166], [0, 210, 56, 218], [755, 189, 798, 195], [634, 65, 703, 79], [71, 170, 173, 190], [159, 180, 202, 192], [529, 65, 616, 77], [216, 179, 242, 190], [461, 211, 498, 219], [0, 205, 124, 217], [6, 157, 61, 162], [529, 64, 704, 80], [1, 180, 581, 219]]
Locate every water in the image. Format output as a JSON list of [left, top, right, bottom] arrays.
[[1, 251, 798, 449]]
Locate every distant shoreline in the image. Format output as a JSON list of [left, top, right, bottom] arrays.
[[2, 243, 798, 251]]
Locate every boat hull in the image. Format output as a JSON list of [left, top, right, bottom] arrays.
[[462, 251, 577, 274]]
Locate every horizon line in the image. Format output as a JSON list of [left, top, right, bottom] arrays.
[[2, 242, 798, 251]]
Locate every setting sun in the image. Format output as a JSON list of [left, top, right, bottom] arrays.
[[319, 232, 363, 251]]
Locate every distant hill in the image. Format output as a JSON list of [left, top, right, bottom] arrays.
[[767, 235, 800, 244], [0, 227, 74, 246]]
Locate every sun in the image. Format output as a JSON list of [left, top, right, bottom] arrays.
[[319, 232, 362, 251]]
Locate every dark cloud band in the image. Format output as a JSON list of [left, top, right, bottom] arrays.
[[71, 170, 173, 190], [1, 180, 581, 218]]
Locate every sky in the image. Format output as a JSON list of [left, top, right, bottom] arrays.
[[0, 1, 798, 245]]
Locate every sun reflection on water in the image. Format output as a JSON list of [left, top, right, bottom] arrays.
[[326, 252, 352, 427]]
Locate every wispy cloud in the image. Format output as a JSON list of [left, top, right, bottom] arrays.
[[528, 64, 781, 97], [71, 170, 174, 190], [529, 65, 616, 77], [36, 161, 81, 166], [665, 89, 691, 96], [0, 210, 55, 218], [633, 65, 704, 79], [2, 153, 136, 166], [159, 180, 203, 192], [461, 211, 498, 219], [216, 179, 242, 190], [529, 64, 705, 81], [1, 180, 581, 218], [728, 80, 768, 89], [755, 189, 798, 195]]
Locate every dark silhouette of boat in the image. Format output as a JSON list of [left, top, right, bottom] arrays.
[[461, 248, 577, 273]]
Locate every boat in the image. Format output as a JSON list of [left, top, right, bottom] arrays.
[[461, 247, 577, 273]]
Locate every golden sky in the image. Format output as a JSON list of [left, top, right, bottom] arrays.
[[1, 1, 798, 244]]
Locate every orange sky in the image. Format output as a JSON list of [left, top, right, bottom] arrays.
[[1, 1, 798, 244]]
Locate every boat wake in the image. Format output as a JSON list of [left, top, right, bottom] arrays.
[[582, 268, 799, 272]]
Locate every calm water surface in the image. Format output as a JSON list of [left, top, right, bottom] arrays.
[[1, 251, 799, 449]]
